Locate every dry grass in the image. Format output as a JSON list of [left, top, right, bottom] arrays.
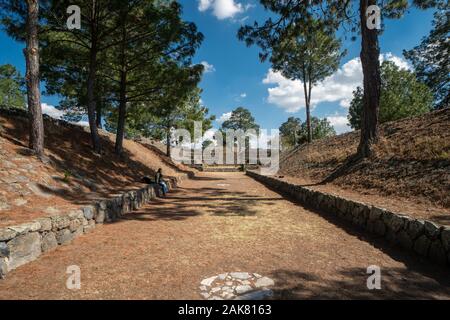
[[0, 112, 193, 227], [280, 108, 450, 209]]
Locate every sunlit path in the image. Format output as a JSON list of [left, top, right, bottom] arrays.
[[0, 172, 449, 300]]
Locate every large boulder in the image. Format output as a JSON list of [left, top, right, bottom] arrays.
[[0, 228, 16, 242], [7, 232, 41, 270], [0, 242, 9, 257], [41, 232, 58, 253], [56, 229, 73, 245]]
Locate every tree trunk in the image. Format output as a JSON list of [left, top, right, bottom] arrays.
[[115, 71, 127, 155], [166, 124, 171, 157], [86, 2, 101, 153], [25, 0, 44, 157], [303, 78, 312, 143], [96, 101, 102, 129], [358, 0, 381, 158]]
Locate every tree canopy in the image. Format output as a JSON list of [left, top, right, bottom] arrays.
[[348, 61, 433, 129], [404, 2, 449, 109], [0, 63, 25, 109], [221, 107, 260, 133]]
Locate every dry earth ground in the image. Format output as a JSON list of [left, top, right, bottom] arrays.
[[0, 172, 449, 300]]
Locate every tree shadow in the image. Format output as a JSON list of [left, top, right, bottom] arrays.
[[0, 113, 185, 206], [268, 267, 450, 300]]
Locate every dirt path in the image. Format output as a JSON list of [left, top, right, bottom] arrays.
[[0, 172, 449, 299]]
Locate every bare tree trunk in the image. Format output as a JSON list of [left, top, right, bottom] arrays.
[[115, 71, 127, 155], [166, 122, 171, 157], [25, 0, 44, 157], [96, 101, 102, 129], [358, 0, 381, 158], [86, 1, 101, 153], [303, 77, 312, 143]]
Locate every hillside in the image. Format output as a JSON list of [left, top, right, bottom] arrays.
[[279, 108, 450, 224], [0, 108, 193, 227]]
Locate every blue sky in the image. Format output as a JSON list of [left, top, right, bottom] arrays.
[[0, 0, 436, 134]]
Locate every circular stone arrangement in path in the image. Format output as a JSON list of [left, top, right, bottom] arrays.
[[199, 272, 275, 300]]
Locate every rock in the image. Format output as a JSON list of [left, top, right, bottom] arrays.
[[381, 210, 395, 225], [218, 273, 228, 280], [211, 287, 221, 293], [389, 215, 406, 233], [429, 241, 447, 265], [55, 229, 73, 245], [72, 226, 84, 238], [424, 221, 441, 239], [374, 220, 386, 236], [200, 292, 210, 299], [199, 286, 207, 291], [235, 285, 253, 295], [397, 231, 413, 250], [0, 242, 10, 257], [41, 232, 58, 253], [97, 200, 107, 210], [69, 219, 81, 232], [51, 215, 70, 230], [0, 257, 7, 278], [441, 227, 450, 251], [201, 276, 217, 287], [7, 232, 41, 270], [255, 277, 275, 288], [234, 289, 273, 301], [336, 198, 348, 215], [414, 235, 431, 256], [408, 220, 425, 240], [230, 272, 251, 280], [369, 207, 385, 221], [83, 225, 95, 234], [0, 228, 17, 242], [68, 210, 84, 220], [36, 218, 52, 231], [366, 221, 375, 234], [81, 217, 88, 226], [95, 210, 106, 224], [83, 206, 95, 220], [21, 221, 41, 232]]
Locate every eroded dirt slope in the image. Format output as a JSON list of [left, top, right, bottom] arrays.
[[0, 109, 193, 227]]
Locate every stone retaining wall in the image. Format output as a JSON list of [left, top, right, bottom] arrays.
[[246, 170, 450, 268], [0, 177, 180, 278]]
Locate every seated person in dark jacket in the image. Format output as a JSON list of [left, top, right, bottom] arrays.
[[155, 168, 169, 196]]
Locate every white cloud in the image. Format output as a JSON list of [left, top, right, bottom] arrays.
[[198, 0, 213, 11], [201, 61, 216, 73], [41, 103, 90, 127], [41, 103, 65, 119], [327, 115, 352, 135], [240, 93, 247, 98], [217, 111, 232, 123], [262, 52, 410, 113], [198, 0, 245, 20]]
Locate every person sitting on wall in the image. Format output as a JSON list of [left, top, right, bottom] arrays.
[[155, 168, 169, 196]]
